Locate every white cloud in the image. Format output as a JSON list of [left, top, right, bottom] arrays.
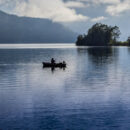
[[94, 0, 120, 5], [0, 0, 88, 23], [1, 0, 130, 23], [106, 0, 130, 16], [91, 16, 107, 22], [0, 0, 9, 5], [65, 1, 86, 8], [77, 0, 120, 5], [77, 0, 130, 16], [0, 0, 3, 4]]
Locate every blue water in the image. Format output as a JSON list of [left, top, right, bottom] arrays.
[[0, 45, 130, 130]]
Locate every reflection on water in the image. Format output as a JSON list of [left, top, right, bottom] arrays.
[[77, 47, 119, 65], [43, 67, 66, 73], [0, 46, 130, 130]]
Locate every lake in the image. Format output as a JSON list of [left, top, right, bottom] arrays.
[[0, 44, 130, 130]]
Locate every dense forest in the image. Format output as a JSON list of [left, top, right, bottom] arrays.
[[76, 23, 130, 46]]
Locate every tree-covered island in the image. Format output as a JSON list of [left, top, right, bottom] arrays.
[[76, 23, 130, 46]]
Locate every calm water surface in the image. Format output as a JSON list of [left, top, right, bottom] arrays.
[[0, 44, 130, 130]]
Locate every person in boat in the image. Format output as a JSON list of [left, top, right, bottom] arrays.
[[63, 61, 66, 64], [51, 58, 55, 64]]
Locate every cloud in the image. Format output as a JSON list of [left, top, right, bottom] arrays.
[[77, 0, 130, 16], [91, 16, 107, 22], [78, 0, 130, 16], [0, 0, 9, 5], [65, 1, 86, 8], [77, 0, 120, 5], [0, 0, 88, 23], [1, 0, 130, 23], [93, 0, 120, 5], [106, 0, 130, 16]]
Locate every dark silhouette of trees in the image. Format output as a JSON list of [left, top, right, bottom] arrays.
[[76, 23, 120, 46], [127, 36, 130, 46]]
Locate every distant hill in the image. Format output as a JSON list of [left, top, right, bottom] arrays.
[[0, 10, 77, 43]]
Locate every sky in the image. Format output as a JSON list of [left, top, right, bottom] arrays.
[[0, 0, 130, 40]]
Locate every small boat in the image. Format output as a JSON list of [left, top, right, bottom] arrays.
[[43, 62, 66, 68]]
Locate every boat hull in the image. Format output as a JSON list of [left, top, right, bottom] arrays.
[[43, 62, 66, 68]]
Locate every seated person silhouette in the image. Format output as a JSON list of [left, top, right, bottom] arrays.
[[51, 58, 55, 64], [63, 61, 66, 64]]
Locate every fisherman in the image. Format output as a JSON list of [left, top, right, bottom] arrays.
[[63, 61, 66, 64], [51, 58, 55, 64]]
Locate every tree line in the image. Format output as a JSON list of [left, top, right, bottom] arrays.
[[76, 23, 130, 46]]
